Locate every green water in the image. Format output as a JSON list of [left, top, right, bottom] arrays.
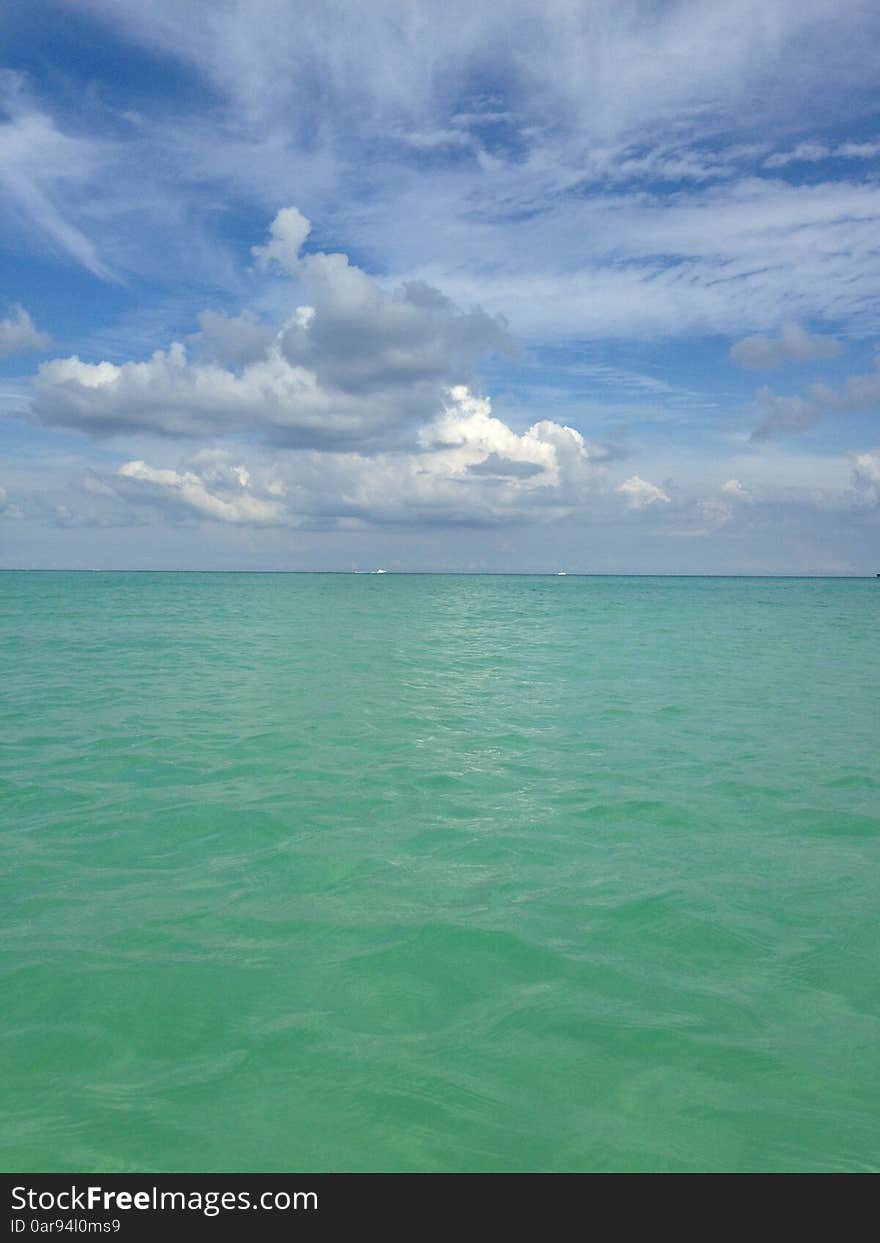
[[2, 571, 879, 1172]]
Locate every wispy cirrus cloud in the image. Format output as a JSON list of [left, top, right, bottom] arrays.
[[33, 1, 880, 342], [764, 138, 880, 168], [65, 0, 880, 148], [0, 71, 116, 279], [2, 2, 879, 570], [358, 172, 880, 344]]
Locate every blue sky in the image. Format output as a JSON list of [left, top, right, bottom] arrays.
[[1, 0, 879, 571]]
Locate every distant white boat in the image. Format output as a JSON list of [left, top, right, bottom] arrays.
[[373, 568, 387, 574], [556, 570, 567, 576]]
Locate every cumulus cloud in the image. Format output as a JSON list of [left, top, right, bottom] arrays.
[[615, 475, 671, 509], [721, 478, 753, 502], [251, 206, 311, 274], [96, 387, 604, 531], [852, 450, 880, 505], [33, 344, 317, 442], [422, 387, 591, 490], [190, 309, 275, 366], [117, 458, 285, 525], [328, 386, 599, 527], [467, 452, 545, 478], [752, 354, 880, 439], [814, 355, 880, 411], [730, 322, 842, 368], [691, 478, 753, 525], [24, 209, 611, 533], [283, 255, 511, 395], [751, 389, 823, 440], [31, 208, 512, 450], [32, 341, 436, 448], [0, 304, 51, 356], [696, 497, 732, 527], [7, 6, 880, 571]]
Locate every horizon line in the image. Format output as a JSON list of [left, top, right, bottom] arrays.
[[1, 569, 876, 580]]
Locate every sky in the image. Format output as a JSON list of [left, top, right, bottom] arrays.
[[1, 0, 879, 573]]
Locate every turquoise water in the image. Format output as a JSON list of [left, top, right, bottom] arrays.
[[2, 571, 879, 1172]]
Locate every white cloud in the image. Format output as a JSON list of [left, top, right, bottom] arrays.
[[721, 478, 753, 502], [615, 475, 671, 509], [0, 71, 115, 279], [282, 247, 511, 394], [421, 386, 591, 492], [94, 386, 603, 531], [5, 426, 871, 570], [764, 138, 880, 168], [752, 354, 880, 439], [852, 449, 880, 504], [117, 459, 285, 525], [7, 8, 880, 343], [32, 342, 403, 447], [71, 1, 878, 150], [752, 388, 823, 440], [377, 174, 880, 343], [730, 322, 842, 368], [31, 208, 512, 449], [815, 355, 880, 411], [40, 3, 880, 342], [763, 141, 832, 168], [191, 310, 275, 366], [0, 304, 51, 357], [8, 6, 880, 570], [305, 384, 599, 527], [839, 141, 880, 158], [697, 497, 733, 527], [251, 207, 311, 274]]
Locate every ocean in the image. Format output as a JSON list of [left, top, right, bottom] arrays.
[[2, 571, 878, 1172]]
